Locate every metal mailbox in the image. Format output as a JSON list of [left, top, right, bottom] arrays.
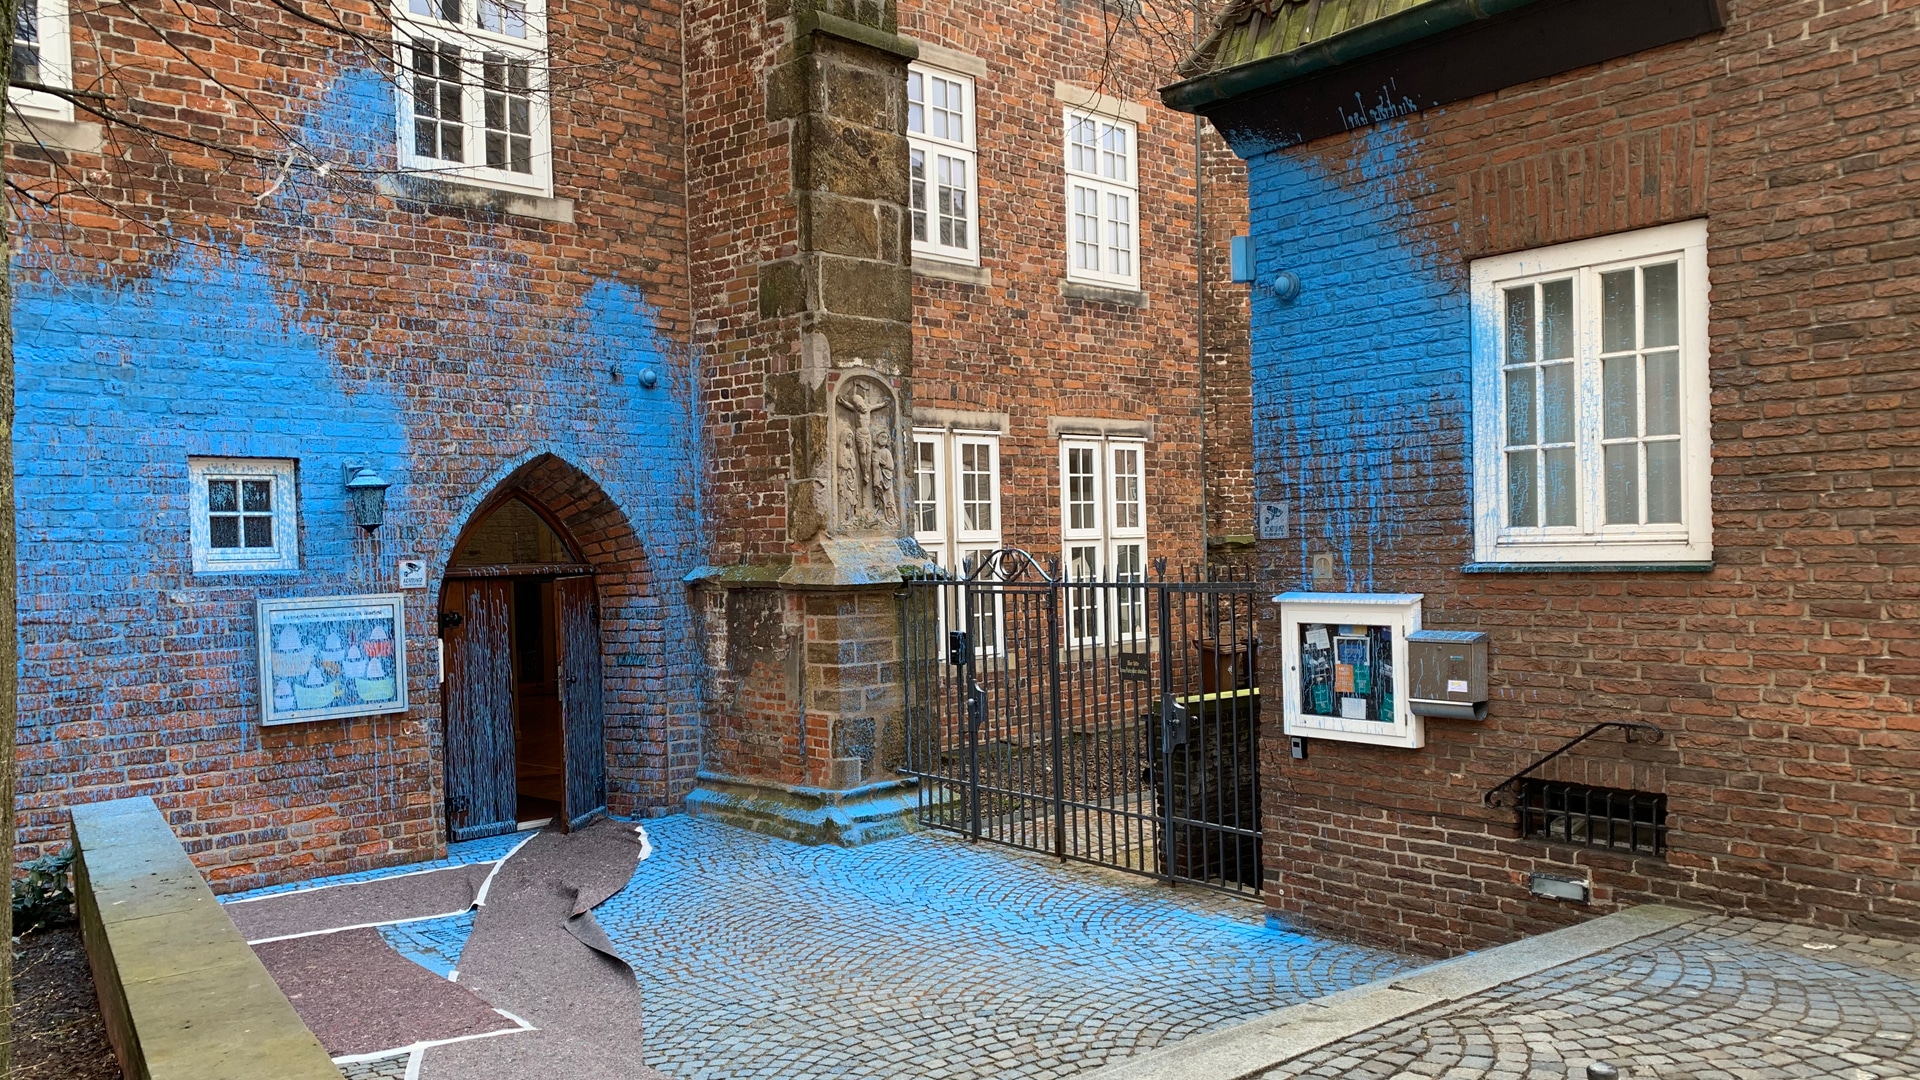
[[1407, 629, 1489, 721]]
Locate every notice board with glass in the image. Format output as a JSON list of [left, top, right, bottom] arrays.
[[1276, 592, 1424, 749], [255, 593, 408, 726]]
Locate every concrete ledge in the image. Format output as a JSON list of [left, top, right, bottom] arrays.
[[1082, 904, 1707, 1080], [914, 258, 992, 286], [72, 797, 339, 1080], [687, 771, 942, 846], [374, 173, 576, 224], [1061, 279, 1150, 308]]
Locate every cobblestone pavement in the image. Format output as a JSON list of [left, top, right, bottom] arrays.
[[1263, 916, 1920, 1080], [596, 815, 1413, 1080]]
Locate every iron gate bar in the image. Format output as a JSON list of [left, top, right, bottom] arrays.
[[899, 550, 1264, 896]]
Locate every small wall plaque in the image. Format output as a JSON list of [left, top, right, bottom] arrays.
[[1258, 501, 1290, 540], [257, 594, 408, 726], [397, 558, 428, 590]]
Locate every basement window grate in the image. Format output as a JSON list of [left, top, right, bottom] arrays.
[[1517, 779, 1667, 857]]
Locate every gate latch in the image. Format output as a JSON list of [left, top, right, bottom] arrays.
[[1161, 695, 1190, 751], [966, 681, 988, 735], [947, 630, 971, 666]]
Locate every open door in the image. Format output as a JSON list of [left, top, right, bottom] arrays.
[[554, 575, 607, 828], [443, 578, 519, 840]]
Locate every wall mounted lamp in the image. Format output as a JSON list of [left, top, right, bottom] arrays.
[[343, 460, 392, 533]]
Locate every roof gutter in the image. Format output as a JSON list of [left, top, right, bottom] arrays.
[[1160, 0, 1545, 114]]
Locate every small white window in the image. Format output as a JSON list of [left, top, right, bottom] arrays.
[[189, 458, 300, 573], [394, 0, 551, 195], [911, 430, 1001, 574], [1063, 110, 1138, 290], [1059, 437, 1149, 644], [1471, 221, 1711, 566], [908, 65, 979, 266], [10, 0, 73, 121]]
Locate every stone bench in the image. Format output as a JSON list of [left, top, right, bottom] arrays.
[[71, 797, 341, 1080]]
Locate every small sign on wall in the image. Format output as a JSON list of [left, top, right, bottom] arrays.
[[256, 594, 408, 726], [1258, 502, 1290, 540], [397, 558, 428, 590]]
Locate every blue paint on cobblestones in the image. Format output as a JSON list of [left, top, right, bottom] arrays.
[[222, 831, 525, 903], [598, 816, 1412, 1079], [1243, 124, 1464, 590], [379, 910, 477, 979]]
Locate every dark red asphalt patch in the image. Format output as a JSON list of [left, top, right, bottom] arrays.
[[227, 863, 494, 942], [252, 926, 522, 1058]]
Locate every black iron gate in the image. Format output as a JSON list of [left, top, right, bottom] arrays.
[[900, 549, 1263, 895]]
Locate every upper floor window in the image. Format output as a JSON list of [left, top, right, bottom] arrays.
[[10, 0, 73, 121], [1470, 221, 1711, 566], [394, 0, 551, 195], [1063, 110, 1138, 290], [189, 458, 300, 573], [908, 65, 978, 266]]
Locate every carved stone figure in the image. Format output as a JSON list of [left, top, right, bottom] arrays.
[[833, 375, 901, 531]]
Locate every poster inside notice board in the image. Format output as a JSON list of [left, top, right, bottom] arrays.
[[1277, 592, 1423, 749], [1298, 622, 1395, 724], [256, 594, 408, 726]]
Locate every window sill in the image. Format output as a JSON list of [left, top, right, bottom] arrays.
[[1061, 279, 1148, 308], [1463, 561, 1714, 574], [7, 112, 104, 154], [376, 173, 574, 224], [914, 258, 990, 286]]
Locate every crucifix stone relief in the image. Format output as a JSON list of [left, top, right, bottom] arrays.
[[833, 375, 900, 533]]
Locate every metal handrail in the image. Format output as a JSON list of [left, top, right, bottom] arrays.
[[1484, 719, 1667, 808]]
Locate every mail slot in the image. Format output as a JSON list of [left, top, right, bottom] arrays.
[[1407, 629, 1489, 721]]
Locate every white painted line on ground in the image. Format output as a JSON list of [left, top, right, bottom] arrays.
[[332, 1011, 538, 1072], [635, 822, 653, 863], [245, 907, 474, 946], [224, 861, 489, 905], [474, 833, 536, 908]]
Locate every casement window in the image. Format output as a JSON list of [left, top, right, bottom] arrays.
[[394, 0, 551, 195], [1060, 437, 1149, 644], [1063, 110, 1139, 289], [10, 0, 73, 121], [1471, 221, 1711, 566], [908, 65, 978, 265], [188, 458, 300, 573], [912, 430, 1001, 574]]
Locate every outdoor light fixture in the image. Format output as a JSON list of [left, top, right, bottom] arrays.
[[343, 461, 392, 533], [1265, 270, 1302, 302]]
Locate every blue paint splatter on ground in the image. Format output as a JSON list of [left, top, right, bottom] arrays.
[[597, 816, 1413, 1080], [379, 910, 478, 979]]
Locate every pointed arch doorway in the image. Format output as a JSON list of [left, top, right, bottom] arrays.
[[440, 493, 607, 840]]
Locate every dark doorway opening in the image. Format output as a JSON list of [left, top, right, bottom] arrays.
[[440, 494, 607, 841]]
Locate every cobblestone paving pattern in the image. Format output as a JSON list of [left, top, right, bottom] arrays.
[[596, 816, 1413, 1080], [337, 1052, 410, 1079], [378, 910, 478, 978], [1265, 916, 1920, 1080]]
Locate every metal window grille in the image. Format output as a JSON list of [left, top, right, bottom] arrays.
[[1517, 778, 1666, 857]]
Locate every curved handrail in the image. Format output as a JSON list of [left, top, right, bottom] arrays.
[[960, 547, 1055, 584], [1484, 719, 1667, 808]]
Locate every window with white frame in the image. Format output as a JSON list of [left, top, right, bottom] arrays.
[[10, 0, 73, 121], [1471, 221, 1711, 566], [188, 458, 300, 573], [908, 65, 978, 265], [394, 0, 550, 194], [911, 430, 1001, 573], [1060, 437, 1149, 644], [1063, 110, 1138, 290]]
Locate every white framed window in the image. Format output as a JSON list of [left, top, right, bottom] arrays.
[[1063, 110, 1138, 290], [1059, 437, 1150, 644], [912, 430, 1001, 574], [908, 65, 978, 266], [1471, 221, 1711, 566], [188, 458, 300, 574], [10, 0, 73, 121], [394, 0, 551, 195]]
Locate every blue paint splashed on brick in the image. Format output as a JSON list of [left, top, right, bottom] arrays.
[[1243, 121, 1469, 591]]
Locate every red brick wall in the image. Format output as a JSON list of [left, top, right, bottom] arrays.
[[1231, 0, 1920, 954], [899, 4, 1249, 579], [9, 0, 699, 889]]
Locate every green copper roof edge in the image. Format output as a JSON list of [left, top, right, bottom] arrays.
[[1161, 0, 1545, 114]]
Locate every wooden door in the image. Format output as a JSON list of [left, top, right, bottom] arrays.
[[554, 575, 607, 828], [442, 578, 518, 841]]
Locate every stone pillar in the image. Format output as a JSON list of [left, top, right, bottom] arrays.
[[686, 0, 927, 845]]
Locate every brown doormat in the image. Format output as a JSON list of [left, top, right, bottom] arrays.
[[421, 818, 671, 1080], [252, 926, 524, 1058], [227, 862, 498, 942]]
